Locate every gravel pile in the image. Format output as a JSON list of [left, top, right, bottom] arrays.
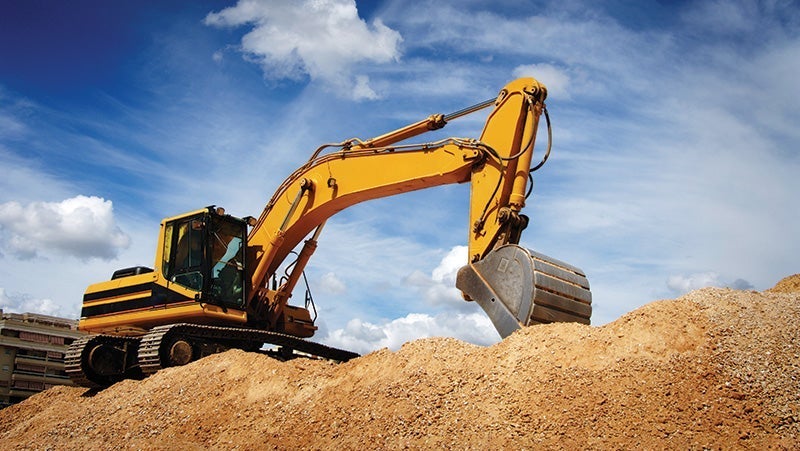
[[1, 275, 798, 449]]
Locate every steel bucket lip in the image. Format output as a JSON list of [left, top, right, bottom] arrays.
[[457, 244, 591, 339]]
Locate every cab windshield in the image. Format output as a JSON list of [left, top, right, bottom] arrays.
[[208, 216, 246, 308], [164, 219, 205, 292]]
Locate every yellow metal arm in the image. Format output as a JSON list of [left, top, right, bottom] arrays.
[[467, 78, 546, 260], [246, 77, 548, 316], [247, 140, 482, 294]]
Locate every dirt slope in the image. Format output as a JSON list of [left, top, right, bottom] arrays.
[[1, 275, 799, 449]]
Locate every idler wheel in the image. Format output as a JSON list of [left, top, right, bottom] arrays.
[[88, 344, 122, 376], [168, 339, 194, 366]]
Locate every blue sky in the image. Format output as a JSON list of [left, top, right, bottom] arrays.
[[1, 0, 798, 353]]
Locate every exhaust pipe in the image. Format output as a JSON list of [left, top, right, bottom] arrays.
[[456, 244, 592, 338]]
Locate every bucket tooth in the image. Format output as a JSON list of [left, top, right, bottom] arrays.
[[456, 244, 591, 338]]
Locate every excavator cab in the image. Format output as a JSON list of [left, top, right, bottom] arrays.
[[161, 207, 247, 310], [76, 207, 252, 337]]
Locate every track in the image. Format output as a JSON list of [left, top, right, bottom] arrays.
[[138, 323, 359, 376], [67, 324, 360, 388], [65, 335, 142, 389], [64, 336, 98, 388]]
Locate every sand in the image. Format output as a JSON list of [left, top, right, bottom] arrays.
[[1, 275, 798, 449]]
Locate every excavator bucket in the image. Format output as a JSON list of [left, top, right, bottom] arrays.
[[456, 244, 592, 338]]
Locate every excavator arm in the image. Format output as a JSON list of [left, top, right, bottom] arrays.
[[246, 77, 591, 338]]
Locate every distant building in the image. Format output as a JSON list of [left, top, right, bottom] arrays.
[[0, 309, 86, 408]]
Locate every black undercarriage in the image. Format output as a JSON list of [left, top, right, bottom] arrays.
[[65, 323, 359, 388]]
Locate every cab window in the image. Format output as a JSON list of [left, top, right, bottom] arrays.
[[163, 218, 204, 291], [209, 217, 245, 308]]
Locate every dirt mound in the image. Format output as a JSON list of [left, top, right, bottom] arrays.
[[767, 274, 800, 293], [1, 280, 798, 449]]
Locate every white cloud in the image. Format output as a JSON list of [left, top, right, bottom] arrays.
[[680, 0, 758, 35], [318, 272, 346, 295], [381, 1, 660, 94], [322, 311, 499, 355], [0, 90, 32, 139], [0, 288, 63, 317], [666, 272, 754, 295], [0, 149, 74, 204], [431, 245, 466, 284], [0, 195, 130, 260], [0, 112, 26, 138], [205, 0, 402, 100], [404, 245, 472, 309], [666, 272, 722, 294], [351, 75, 378, 101]]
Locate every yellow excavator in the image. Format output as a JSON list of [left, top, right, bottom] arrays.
[[66, 78, 592, 388]]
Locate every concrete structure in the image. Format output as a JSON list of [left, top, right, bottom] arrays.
[[0, 309, 86, 408]]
